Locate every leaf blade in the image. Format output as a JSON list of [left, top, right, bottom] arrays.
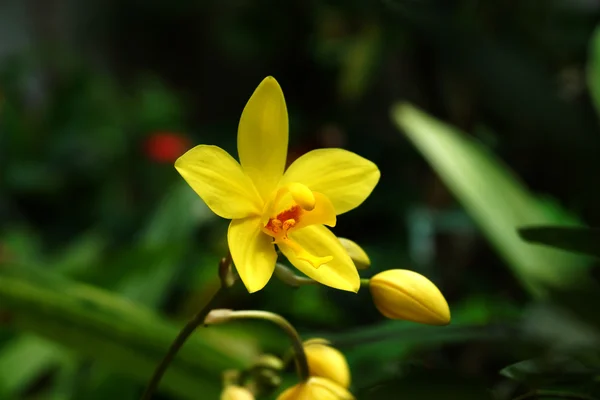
[[518, 226, 600, 258], [0, 264, 256, 399], [392, 103, 592, 297]]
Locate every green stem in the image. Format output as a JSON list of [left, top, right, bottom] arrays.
[[274, 263, 318, 286], [274, 263, 371, 289], [206, 310, 310, 381], [140, 286, 228, 400]]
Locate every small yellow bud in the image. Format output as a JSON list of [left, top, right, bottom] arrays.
[[277, 377, 354, 400], [304, 339, 350, 388], [303, 338, 331, 346], [221, 385, 255, 400], [250, 354, 284, 391], [338, 238, 370, 269], [253, 354, 284, 371], [369, 269, 450, 325]]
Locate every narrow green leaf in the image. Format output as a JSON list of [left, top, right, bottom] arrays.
[[51, 231, 107, 275], [328, 296, 518, 348], [359, 370, 493, 400], [49, 357, 81, 400], [500, 357, 599, 385], [588, 24, 600, 118], [49, 183, 214, 399], [323, 297, 518, 389], [392, 103, 591, 297], [0, 264, 258, 399], [518, 226, 600, 258], [140, 181, 214, 246], [338, 24, 382, 103], [0, 335, 68, 397]]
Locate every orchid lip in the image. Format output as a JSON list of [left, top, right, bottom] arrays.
[[261, 185, 334, 269]]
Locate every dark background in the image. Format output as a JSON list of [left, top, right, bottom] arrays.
[[2, 0, 600, 399]]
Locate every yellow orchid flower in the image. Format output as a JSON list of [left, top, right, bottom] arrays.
[[175, 77, 380, 293]]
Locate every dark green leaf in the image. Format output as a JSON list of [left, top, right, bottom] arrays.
[[0, 264, 257, 399], [588, 25, 600, 118], [501, 357, 599, 386], [0, 335, 69, 397], [392, 103, 591, 297], [518, 226, 600, 258], [359, 369, 494, 400]]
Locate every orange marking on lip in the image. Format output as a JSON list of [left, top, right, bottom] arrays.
[[264, 205, 302, 237]]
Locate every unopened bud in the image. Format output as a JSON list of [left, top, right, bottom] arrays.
[[222, 369, 241, 386], [303, 338, 331, 346], [277, 377, 354, 400], [255, 368, 282, 389], [254, 354, 284, 371], [338, 238, 370, 270], [303, 339, 350, 388], [370, 269, 450, 325], [221, 386, 254, 400], [249, 354, 284, 393], [219, 255, 236, 288]]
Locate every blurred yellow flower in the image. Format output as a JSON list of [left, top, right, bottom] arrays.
[[303, 339, 350, 388], [277, 377, 354, 400], [176, 77, 379, 293], [370, 269, 451, 325], [338, 238, 371, 270], [221, 385, 255, 400]]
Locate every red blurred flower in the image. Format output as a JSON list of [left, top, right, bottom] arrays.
[[145, 132, 191, 163]]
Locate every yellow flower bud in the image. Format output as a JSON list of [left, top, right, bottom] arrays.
[[250, 354, 283, 391], [253, 354, 285, 371], [338, 238, 370, 270], [303, 339, 350, 388], [277, 377, 354, 400], [369, 269, 450, 325], [221, 385, 255, 400]]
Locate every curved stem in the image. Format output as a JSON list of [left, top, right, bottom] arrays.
[[140, 286, 228, 400], [274, 263, 318, 287], [206, 310, 310, 381]]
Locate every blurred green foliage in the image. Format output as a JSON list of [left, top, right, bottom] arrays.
[[1, 0, 600, 399], [393, 103, 591, 297]]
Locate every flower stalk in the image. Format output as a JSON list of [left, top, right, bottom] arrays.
[[274, 263, 319, 287], [274, 263, 371, 289], [205, 310, 310, 381], [140, 254, 233, 400]]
